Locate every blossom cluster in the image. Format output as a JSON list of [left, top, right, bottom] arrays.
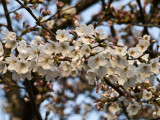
[[0, 24, 160, 117]]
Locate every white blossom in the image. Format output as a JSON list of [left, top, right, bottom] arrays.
[[81, 36, 94, 45], [108, 102, 119, 114], [142, 89, 152, 100], [88, 53, 106, 70], [115, 46, 127, 56], [45, 40, 58, 55], [5, 53, 19, 71], [150, 57, 160, 74], [68, 49, 81, 61], [15, 59, 30, 74], [59, 61, 70, 71], [91, 47, 104, 53], [47, 20, 54, 29], [31, 36, 43, 45], [17, 40, 27, 52], [58, 42, 73, 56], [0, 61, 7, 73], [124, 75, 137, 88], [70, 69, 78, 77], [0, 42, 4, 56], [116, 65, 137, 79], [94, 66, 107, 77], [75, 24, 86, 36], [138, 63, 151, 77], [128, 47, 141, 58], [96, 29, 107, 40], [86, 70, 97, 85], [143, 35, 150, 41], [108, 74, 118, 82], [37, 53, 53, 70], [1, 31, 16, 42], [127, 101, 141, 116], [56, 29, 69, 42], [27, 44, 39, 60], [80, 45, 91, 57], [113, 54, 128, 68], [45, 67, 59, 82], [136, 40, 150, 52]]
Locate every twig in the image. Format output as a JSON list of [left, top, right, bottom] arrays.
[[101, 0, 106, 11], [94, 0, 113, 28], [133, 23, 160, 28], [1, 0, 13, 31], [136, 0, 148, 34], [127, 52, 146, 60], [26, 80, 42, 120], [43, 0, 83, 23], [8, 6, 22, 14], [0, 23, 8, 28], [15, 0, 55, 37]]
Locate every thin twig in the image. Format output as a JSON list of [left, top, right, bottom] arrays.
[[0, 23, 8, 28], [133, 23, 160, 28], [94, 0, 113, 28], [136, 0, 148, 34], [43, 0, 83, 22], [15, 0, 55, 37], [8, 6, 23, 14], [101, 0, 106, 11]]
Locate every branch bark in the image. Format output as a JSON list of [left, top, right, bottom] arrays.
[[15, 0, 55, 37], [104, 77, 125, 96], [25, 80, 42, 120], [136, 0, 148, 34], [1, 0, 13, 31], [94, 0, 113, 28]]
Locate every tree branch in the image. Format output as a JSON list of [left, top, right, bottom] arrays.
[[136, 0, 148, 34], [26, 80, 42, 120], [15, 0, 55, 37], [104, 77, 125, 96], [94, 0, 113, 28], [0, 23, 8, 28], [1, 0, 13, 31]]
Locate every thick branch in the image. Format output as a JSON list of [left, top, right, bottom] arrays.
[[1, 0, 13, 31], [77, 0, 99, 14], [15, 0, 55, 37], [104, 77, 125, 96], [122, 102, 131, 120], [26, 80, 42, 120]]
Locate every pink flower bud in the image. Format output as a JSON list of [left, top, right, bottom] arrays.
[[74, 20, 80, 27]]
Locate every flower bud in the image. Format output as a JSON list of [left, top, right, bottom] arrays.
[[74, 20, 80, 27]]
